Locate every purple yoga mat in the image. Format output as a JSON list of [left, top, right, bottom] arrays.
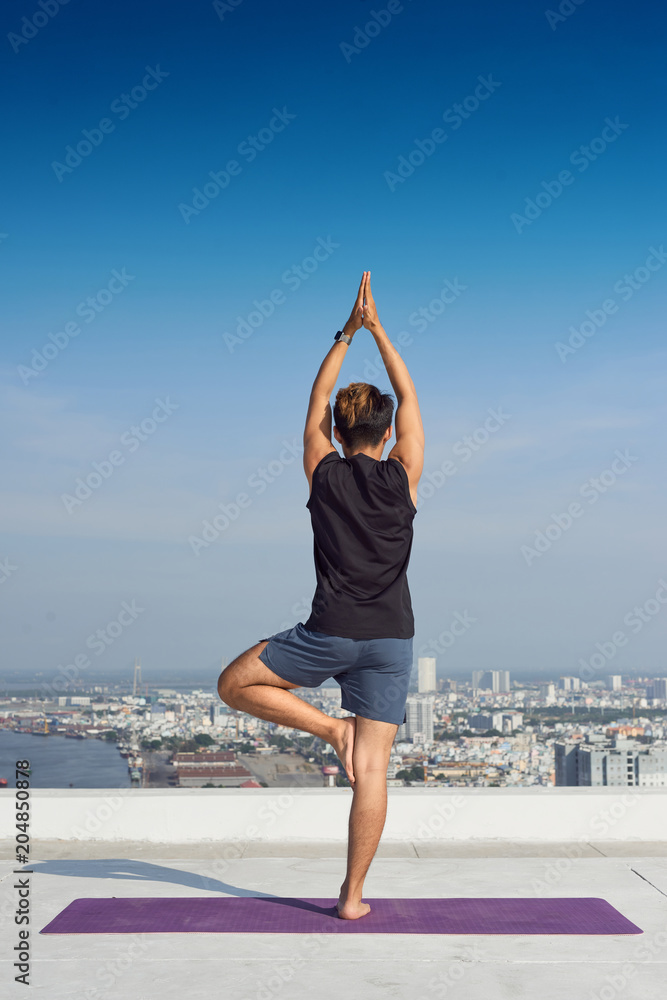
[[40, 896, 643, 935]]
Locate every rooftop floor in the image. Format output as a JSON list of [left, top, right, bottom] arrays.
[[2, 842, 667, 1000]]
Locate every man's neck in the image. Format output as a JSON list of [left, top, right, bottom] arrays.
[[344, 448, 384, 461]]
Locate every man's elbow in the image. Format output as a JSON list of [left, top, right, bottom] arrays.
[[396, 388, 419, 405]]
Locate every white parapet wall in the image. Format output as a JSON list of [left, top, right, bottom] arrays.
[[1, 786, 665, 843]]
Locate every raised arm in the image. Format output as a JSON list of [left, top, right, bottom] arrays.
[[303, 271, 368, 488], [362, 272, 424, 499]]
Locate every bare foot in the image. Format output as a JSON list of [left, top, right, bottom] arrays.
[[336, 897, 371, 920], [330, 716, 356, 787]]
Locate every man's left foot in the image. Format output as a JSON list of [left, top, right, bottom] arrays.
[[336, 897, 371, 920], [331, 716, 356, 786]]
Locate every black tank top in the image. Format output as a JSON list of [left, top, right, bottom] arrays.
[[303, 451, 416, 640]]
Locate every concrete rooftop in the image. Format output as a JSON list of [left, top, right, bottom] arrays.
[[1, 790, 666, 999]]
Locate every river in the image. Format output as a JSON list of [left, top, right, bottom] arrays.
[[0, 730, 132, 788]]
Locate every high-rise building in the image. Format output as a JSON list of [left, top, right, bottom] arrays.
[[210, 704, 228, 725], [539, 682, 556, 704], [397, 696, 434, 743], [646, 678, 667, 700], [132, 658, 142, 697], [607, 675, 622, 691], [471, 670, 510, 693], [554, 739, 581, 785], [418, 657, 437, 692], [559, 676, 581, 692]]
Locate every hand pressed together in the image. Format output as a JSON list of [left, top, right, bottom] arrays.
[[342, 271, 370, 337], [361, 271, 381, 333]]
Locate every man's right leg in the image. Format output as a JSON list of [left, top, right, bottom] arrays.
[[337, 715, 398, 920]]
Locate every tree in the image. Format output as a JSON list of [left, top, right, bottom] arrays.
[[141, 738, 162, 750], [269, 734, 293, 750], [396, 765, 424, 782], [194, 733, 215, 747]]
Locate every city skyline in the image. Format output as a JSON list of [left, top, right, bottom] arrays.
[[3, 662, 667, 695], [3, 665, 667, 790]]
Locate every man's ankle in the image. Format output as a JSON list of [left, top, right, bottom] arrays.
[[324, 717, 342, 743]]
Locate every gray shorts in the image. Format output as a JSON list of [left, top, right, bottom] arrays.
[[257, 622, 413, 725]]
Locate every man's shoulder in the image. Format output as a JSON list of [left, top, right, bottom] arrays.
[[313, 450, 342, 474], [378, 457, 417, 511], [306, 450, 342, 507]]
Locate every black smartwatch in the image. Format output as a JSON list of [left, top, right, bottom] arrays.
[[334, 330, 352, 345]]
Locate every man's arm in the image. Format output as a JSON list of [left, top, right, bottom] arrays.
[[303, 271, 368, 488], [363, 273, 424, 499]]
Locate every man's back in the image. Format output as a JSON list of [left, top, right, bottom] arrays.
[[304, 451, 416, 640]]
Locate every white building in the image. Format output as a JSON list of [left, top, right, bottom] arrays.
[[498, 670, 511, 693], [472, 670, 510, 693], [607, 675, 622, 691], [210, 704, 228, 726], [417, 657, 436, 693], [502, 711, 524, 733], [397, 696, 434, 742], [539, 682, 556, 705]]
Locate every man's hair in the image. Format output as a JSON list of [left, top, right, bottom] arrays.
[[333, 382, 394, 448]]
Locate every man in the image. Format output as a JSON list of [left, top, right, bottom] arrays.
[[218, 271, 424, 920]]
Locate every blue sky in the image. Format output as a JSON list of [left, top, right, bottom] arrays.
[[1, 0, 666, 689]]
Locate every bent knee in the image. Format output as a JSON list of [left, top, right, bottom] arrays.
[[217, 667, 239, 706]]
